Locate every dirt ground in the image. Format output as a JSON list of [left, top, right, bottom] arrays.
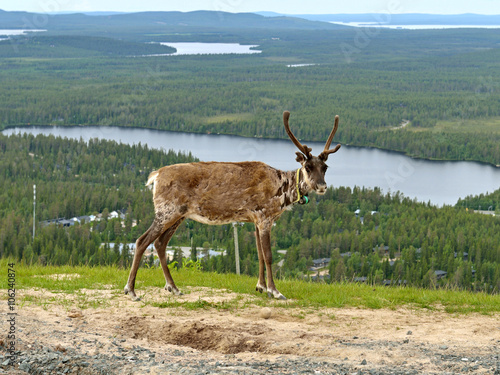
[[2, 286, 500, 374]]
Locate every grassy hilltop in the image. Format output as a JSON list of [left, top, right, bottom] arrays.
[[4, 259, 500, 314]]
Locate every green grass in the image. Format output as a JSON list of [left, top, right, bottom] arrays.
[[201, 112, 255, 124], [410, 117, 500, 135], [2, 259, 499, 314]]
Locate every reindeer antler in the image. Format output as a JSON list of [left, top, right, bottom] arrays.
[[283, 111, 312, 159], [319, 115, 341, 161]]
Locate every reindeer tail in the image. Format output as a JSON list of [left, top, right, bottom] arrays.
[[146, 170, 159, 197]]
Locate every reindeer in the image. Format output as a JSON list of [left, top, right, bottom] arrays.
[[124, 111, 341, 300]]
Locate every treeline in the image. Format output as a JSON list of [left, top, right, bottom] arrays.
[[2, 133, 499, 294], [456, 189, 500, 212], [0, 35, 176, 58]]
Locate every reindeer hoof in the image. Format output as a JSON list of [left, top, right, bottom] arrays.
[[267, 290, 287, 300], [256, 283, 267, 294], [124, 285, 135, 296], [124, 286, 141, 301], [165, 285, 183, 296]]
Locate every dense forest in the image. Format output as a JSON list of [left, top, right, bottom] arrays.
[[0, 10, 499, 165], [1, 10, 499, 294], [0, 133, 196, 265], [1, 133, 499, 293], [0, 35, 176, 57]]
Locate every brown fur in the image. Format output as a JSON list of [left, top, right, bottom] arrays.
[[124, 111, 341, 300]]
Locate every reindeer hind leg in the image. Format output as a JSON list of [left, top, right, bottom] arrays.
[[124, 219, 164, 300], [125, 200, 183, 301], [155, 217, 185, 296]]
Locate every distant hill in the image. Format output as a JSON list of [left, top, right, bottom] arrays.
[[0, 9, 342, 31], [256, 12, 500, 25], [49, 11, 128, 16]]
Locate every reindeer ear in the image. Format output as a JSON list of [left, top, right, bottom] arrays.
[[318, 152, 328, 162], [295, 152, 306, 164]]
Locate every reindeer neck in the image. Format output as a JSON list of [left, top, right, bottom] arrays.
[[279, 168, 310, 208]]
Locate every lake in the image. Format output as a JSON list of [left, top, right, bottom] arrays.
[[156, 42, 261, 55], [329, 22, 500, 30], [0, 29, 46, 41], [0, 29, 47, 36], [3, 126, 499, 206]]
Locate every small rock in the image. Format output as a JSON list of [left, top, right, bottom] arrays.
[[461, 358, 469, 362], [260, 307, 272, 319], [67, 309, 83, 319], [55, 344, 66, 352], [407, 330, 412, 335], [19, 363, 30, 371], [361, 359, 367, 365]]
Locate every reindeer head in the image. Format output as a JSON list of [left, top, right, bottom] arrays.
[[283, 111, 341, 195]]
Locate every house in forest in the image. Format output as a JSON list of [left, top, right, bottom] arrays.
[[434, 270, 447, 280], [70, 215, 92, 224], [41, 218, 75, 227], [373, 245, 390, 255], [354, 276, 367, 283], [312, 258, 331, 269]]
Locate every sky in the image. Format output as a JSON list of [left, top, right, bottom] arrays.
[[1, 0, 500, 15]]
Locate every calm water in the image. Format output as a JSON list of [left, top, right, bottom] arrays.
[[158, 42, 261, 55], [3, 126, 500, 206], [329, 22, 500, 29], [0, 29, 46, 36]]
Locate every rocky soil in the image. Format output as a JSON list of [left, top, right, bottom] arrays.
[[1, 286, 499, 374]]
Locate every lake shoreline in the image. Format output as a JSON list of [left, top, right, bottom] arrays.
[[3, 123, 499, 168], [3, 123, 500, 206]]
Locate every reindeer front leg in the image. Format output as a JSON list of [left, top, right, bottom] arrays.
[[256, 223, 286, 300], [254, 226, 267, 294]]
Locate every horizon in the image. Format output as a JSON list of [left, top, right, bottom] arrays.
[[1, 9, 500, 16], [1, 0, 500, 16]]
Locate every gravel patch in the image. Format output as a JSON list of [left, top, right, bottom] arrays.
[[2, 288, 499, 375]]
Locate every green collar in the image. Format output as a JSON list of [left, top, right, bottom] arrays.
[[295, 168, 309, 205]]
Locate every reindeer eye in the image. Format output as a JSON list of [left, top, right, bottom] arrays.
[[323, 165, 328, 172], [305, 165, 312, 173]]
